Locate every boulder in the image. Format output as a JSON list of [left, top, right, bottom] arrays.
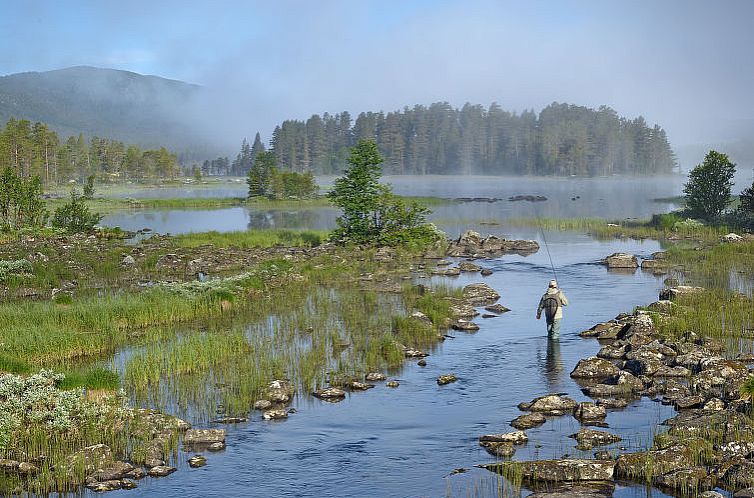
[[570, 357, 619, 380], [722, 232, 744, 243], [87, 461, 135, 482], [207, 442, 225, 451], [522, 394, 578, 415], [386, 380, 400, 388], [479, 431, 528, 445], [404, 348, 429, 358], [602, 253, 639, 268], [462, 283, 500, 305], [447, 230, 539, 258], [121, 255, 136, 266], [262, 408, 289, 420], [568, 428, 622, 450], [595, 398, 629, 409], [147, 465, 176, 478], [253, 400, 273, 411], [480, 268, 493, 276], [597, 344, 627, 360], [365, 372, 386, 382], [184, 429, 226, 446], [458, 261, 481, 272], [511, 413, 546, 430], [484, 459, 615, 482], [452, 320, 480, 332], [573, 403, 606, 423], [659, 285, 705, 300], [312, 387, 346, 401], [615, 446, 693, 481], [86, 479, 137, 492], [348, 381, 375, 391], [654, 466, 715, 493], [264, 379, 294, 404], [188, 455, 207, 468]]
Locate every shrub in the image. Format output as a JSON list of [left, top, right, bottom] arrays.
[[51, 190, 103, 233], [683, 150, 736, 220], [0, 259, 32, 282], [0, 167, 48, 231]]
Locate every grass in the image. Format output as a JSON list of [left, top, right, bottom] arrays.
[[171, 228, 328, 249], [504, 216, 728, 242]]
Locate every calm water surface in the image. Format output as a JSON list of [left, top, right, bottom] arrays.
[[99, 229, 687, 498]]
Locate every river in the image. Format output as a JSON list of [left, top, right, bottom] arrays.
[[96, 176, 707, 497]]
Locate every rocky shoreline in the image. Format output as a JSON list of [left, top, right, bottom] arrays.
[[478, 289, 754, 497]]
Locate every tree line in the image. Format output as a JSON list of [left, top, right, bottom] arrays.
[[251, 102, 676, 177], [0, 117, 180, 184]]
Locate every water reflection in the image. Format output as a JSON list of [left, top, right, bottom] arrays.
[[544, 338, 564, 389]]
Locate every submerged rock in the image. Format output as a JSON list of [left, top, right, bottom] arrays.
[[527, 483, 615, 498], [511, 413, 546, 430], [437, 374, 458, 386], [458, 261, 481, 272], [188, 455, 207, 468], [386, 380, 400, 388], [452, 320, 480, 331], [484, 303, 510, 314], [480, 268, 493, 276], [480, 441, 516, 457]]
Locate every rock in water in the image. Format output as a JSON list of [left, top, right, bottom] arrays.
[[462, 283, 501, 305], [601, 253, 639, 269], [147, 466, 176, 477], [479, 431, 529, 445], [573, 403, 607, 423], [458, 261, 481, 272], [312, 387, 346, 401], [365, 372, 386, 382], [437, 374, 458, 386], [386, 380, 400, 388], [484, 303, 510, 314], [447, 230, 539, 257], [511, 413, 546, 430], [188, 455, 207, 468], [482, 459, 615, 482], [521, 394, 578, 415], [184, 429, 226, 446], [570, 357, 620, 380], [568, 428, 622, 450], [480, 441, 516, 457]]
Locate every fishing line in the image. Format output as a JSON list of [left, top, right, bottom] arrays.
[[534, 202, 558, 283]]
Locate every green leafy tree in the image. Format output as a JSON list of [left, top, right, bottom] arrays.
[[327, 139, 436, 245], [51, 190, 102, 233], [0, 167, 48, 231], [683, 150, 736, 220]]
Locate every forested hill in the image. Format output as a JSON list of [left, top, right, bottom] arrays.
[[268, 102, 677, 176], [0, 66, 206, 153]]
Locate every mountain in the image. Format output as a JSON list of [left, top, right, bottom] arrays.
[[0, 66, 209, 153]]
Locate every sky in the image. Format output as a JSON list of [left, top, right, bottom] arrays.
[[2, 0, 754, 154]]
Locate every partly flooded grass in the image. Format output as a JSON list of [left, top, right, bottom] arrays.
[[123, 283, 461, 421], [170, 228, 328, 249]]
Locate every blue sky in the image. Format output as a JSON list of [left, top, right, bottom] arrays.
[[2, 0, 754, 148]]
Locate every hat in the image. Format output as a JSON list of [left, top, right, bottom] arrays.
[[548, 280, 558, 288]]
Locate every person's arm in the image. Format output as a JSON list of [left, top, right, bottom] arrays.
[[536, 296, 544, 319], [559, 291, 569, 307]]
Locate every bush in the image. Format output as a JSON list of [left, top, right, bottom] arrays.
[[51, 190, 103, 233], [0, 259, 32, 282], [683, 150, 736, 220], [0, 167, 48, 231]]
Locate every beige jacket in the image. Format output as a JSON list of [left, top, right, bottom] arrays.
[[537, 288, 569, 321]]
